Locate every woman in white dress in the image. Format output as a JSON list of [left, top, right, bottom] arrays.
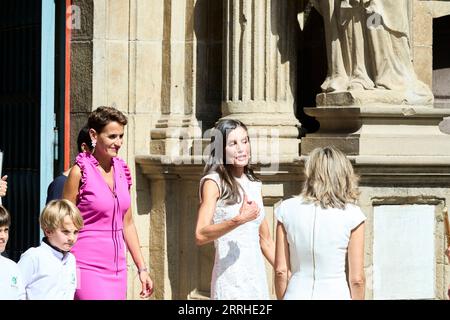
[[195, 119, 275, 300], [275, 146, 366, 300]]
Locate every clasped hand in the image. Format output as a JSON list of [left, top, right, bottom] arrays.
[[233, 194, 260, 225]]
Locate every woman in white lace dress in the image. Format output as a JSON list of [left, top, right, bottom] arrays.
[[195, 119, 275, 300], [275, 146, 366, 300]]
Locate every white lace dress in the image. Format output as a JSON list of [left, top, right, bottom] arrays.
[[199, 173, 270, 300]]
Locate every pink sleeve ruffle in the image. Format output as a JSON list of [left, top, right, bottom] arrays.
[[115, 157, 132, 190], [75, 152, 89, 195]]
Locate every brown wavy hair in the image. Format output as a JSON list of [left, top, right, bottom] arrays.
[[203, 119, 259, 205]]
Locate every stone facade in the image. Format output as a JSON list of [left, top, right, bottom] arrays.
[[70, 0, 450, 299]]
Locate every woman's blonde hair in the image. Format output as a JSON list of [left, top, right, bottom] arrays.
[[40, 199, 84, 232], [302, 146, 359, 209]]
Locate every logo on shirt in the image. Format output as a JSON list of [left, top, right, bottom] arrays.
[[10, 276, 18, 288]]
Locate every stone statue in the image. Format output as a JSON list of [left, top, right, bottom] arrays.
[[306, 0, 433, 105]]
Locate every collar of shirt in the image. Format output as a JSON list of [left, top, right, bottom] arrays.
[[41, 238, 70, 262]]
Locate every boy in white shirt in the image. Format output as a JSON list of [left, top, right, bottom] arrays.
[[0, 205, 26, 300], [18, 199, 83, 300]]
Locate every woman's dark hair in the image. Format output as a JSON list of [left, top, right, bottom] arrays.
[[203, 119, 259, 205], [88, 106, 128, 133], [77, 125, 92, 153]]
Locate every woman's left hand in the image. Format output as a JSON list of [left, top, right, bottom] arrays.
[[139, 270, 154, 298]]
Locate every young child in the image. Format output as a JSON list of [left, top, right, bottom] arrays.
[[18, 199, 84, 300], [0, 205, 26, 299]]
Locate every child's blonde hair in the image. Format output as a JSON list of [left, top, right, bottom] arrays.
[[40, 199, 84, 232]]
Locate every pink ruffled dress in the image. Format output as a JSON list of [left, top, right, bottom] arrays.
[[71, 152, 132, 300]]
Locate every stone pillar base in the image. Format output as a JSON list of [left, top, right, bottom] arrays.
[[316, 90, 433, 107], [150, 115, 202, 157], [302, 105, 450, 158]]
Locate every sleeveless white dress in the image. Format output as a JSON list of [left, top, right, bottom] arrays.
[[275, 196, 366, 300], [199, 173, 270, 300]]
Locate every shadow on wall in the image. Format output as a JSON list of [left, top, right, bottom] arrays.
[[193, 0, 223, 134], [297, 5, 324, 134], [433, 15, 450, 135], [135, 164, 152, 218], [270, 0, 322, 136], [433, 15, 450, 109]]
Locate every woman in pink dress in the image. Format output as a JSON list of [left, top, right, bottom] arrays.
[[63, 106, 153, 300]]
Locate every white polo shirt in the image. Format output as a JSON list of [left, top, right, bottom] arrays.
[[17, 241, 77, 300], [0, 255, 26, 300]]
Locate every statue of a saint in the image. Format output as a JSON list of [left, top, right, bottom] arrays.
[[307, 0, 433, 105]]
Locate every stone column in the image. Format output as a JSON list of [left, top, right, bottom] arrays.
[[222, 0, 301, 161], [150, 0, 223, 159], [149, 0, 196, 158]]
